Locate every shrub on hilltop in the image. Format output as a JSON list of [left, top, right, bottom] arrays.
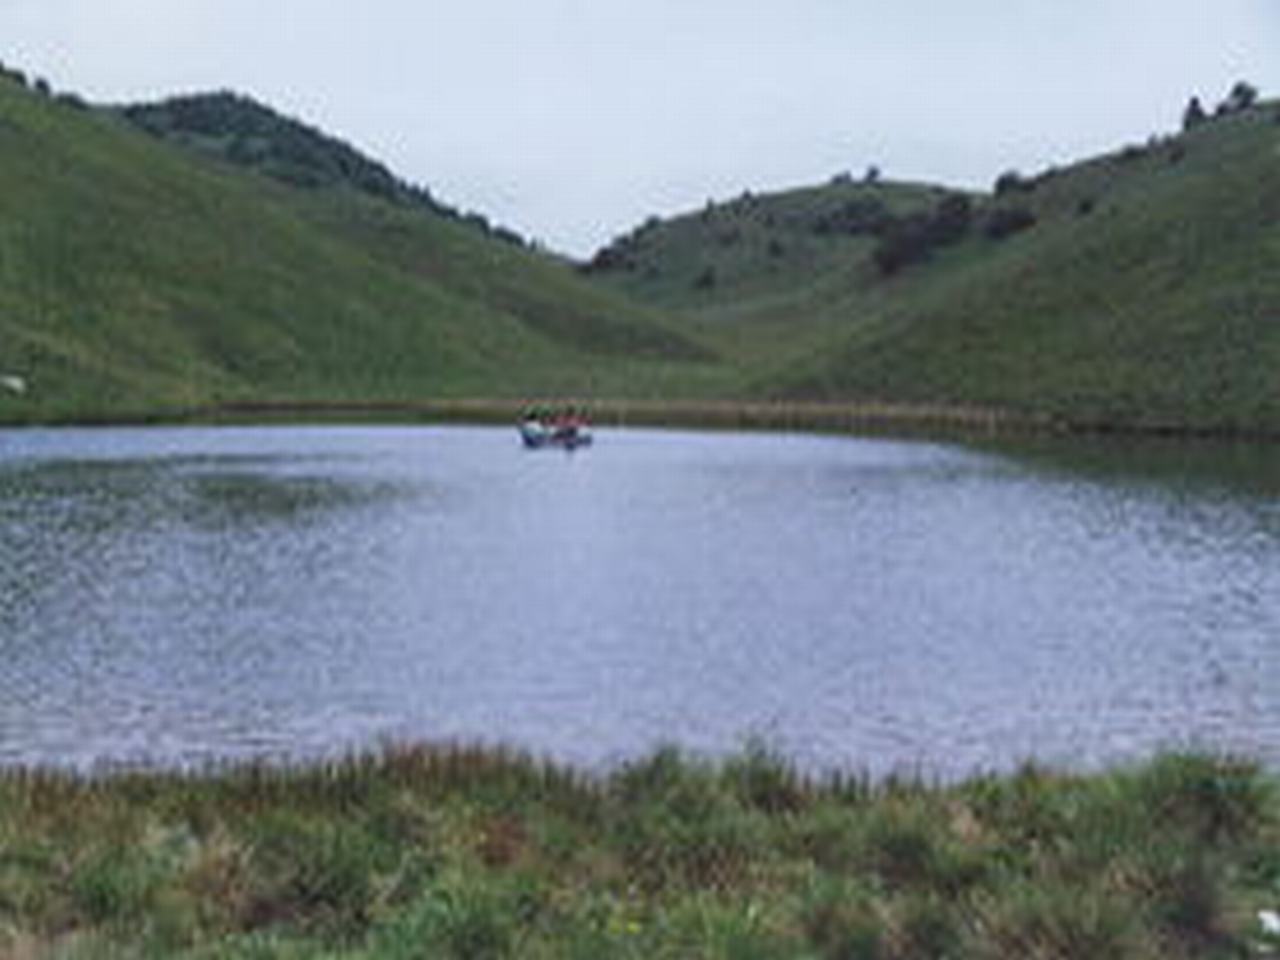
[[872, 193, 974, 275]]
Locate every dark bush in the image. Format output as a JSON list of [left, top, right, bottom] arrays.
[[117, 91, 530, 235], [693, 266, 717, 290], [1224, 80, 1259, 113], [931, 193, 972, 245], [984, 206, 1037, 240], [872, 214, 933, 274], [812, 196, 891, 237], [580, 246, 628, 275], [491, 226, 526, 247], [1182, 95, 1208, 131], [994, 170, 1032, 196], [0, 65, 28, 87], [462, 212, 490, 233], [1030, 166, 1061, 189], [871, 194, 972, 275]]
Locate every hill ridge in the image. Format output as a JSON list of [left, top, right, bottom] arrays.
[[582, 89, 1280, 433], [3, 62, 1278, 434], [0, 71, 718, 423], [118, 89, 529, 248]]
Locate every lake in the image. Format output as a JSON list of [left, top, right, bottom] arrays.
[[1, 425, 1277, 779]]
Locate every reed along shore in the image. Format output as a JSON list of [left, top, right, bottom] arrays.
[[2, 745, 1277, 958]]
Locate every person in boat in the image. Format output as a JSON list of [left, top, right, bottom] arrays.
[[551, 407, 573, 440], [519, 404, 591, 446]]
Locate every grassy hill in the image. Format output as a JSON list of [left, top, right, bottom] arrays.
[[3, 68, 1278, 435], [581, 175, 942, 311], [589, 97, 1280, 434], [0, 79, 719, 423], [118, 91, 523, 244]]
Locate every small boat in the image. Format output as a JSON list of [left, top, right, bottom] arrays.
[[519, 410, 593, 450]]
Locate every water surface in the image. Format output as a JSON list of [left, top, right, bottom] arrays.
[[1, 425, 1276, 778]]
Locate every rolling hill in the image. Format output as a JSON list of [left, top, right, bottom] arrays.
[[588, 92, 1280, 434], [3, 65, 1278, 436], [0, 77, 719, 423]]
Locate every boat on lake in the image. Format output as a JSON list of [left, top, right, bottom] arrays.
[[519, 408, 593, 450]]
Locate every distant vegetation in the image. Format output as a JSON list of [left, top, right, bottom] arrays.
[[1181, 82, 1259, 132], [588, 79, 1270, 294], [120, 91, 527, 247], [870, 192, 974, 275], [0, 64, 1277, 436], [1, 747, 1277, 958], [584, 81, 1280, 436], [0, 71, 716, 424], [582, 167, 1047, 294]]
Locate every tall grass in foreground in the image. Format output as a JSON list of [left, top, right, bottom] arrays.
[[0, 746, 1276, 958]]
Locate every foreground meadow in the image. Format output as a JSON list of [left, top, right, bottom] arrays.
[[1, 746, 1278, 958]]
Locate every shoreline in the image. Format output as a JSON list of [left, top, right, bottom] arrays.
[[4, 396, 1280, 443], [2, 744, 1276, 957]]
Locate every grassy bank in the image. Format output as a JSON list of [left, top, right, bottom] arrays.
[[2, 747, 1277, 958], [0, 394, 1046, 439], [12, 388, 1280, 443], [133, 396, 1280, 443], [187, 397, 1047, 438]]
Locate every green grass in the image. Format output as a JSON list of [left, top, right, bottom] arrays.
[[0, 747, 1276, 958], [585, 177, 940, 311], [0, 77, 724, 426], [4, 72, 1280, 436], [589, 101, 1280, 436]]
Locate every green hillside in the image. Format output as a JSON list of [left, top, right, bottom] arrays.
[[589, 94, 1280, 434], [0, 78, 718, 423], [118, 91, 523, 244], [4, 67, 1278, 435], [582, 175, 941, 311]]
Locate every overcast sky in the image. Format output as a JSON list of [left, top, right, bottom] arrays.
[[4, 1, 1278, 256]]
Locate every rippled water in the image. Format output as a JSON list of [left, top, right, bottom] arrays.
[[1, 425, 1277, 778]]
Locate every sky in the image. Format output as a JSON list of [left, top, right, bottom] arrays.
[[3, 1, 1278, 257]]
